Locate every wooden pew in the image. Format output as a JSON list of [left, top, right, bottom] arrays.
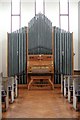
[[61, 74, 69, 97], [2, 77, 15, 104], [61, 74, 64, 94], [2, 76, 18, 107], [14, 76, 18, 98], [61, 75, 73, 103], [63, 75, 68, 97], [63, 75, 80, 111], [68, 76, 73, 103], [2, 77, 9, 111], [8, 76, 18, 103], [73, 75, 80, 111]]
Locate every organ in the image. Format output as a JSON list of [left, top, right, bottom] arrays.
[[27, 13, 54, 89], [7, 13, 74, 87], [27, 54, 54, 89], [28, 55, 54, 74]]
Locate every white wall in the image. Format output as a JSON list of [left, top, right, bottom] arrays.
[[45, 1, 59, 27], [70, 1, 78, 70], [0, 2, 3, 74], [21, 0, 59, 27], [21, 1, 35, 27], [0, 0, 79, 77], [0, 1, 11, 76], [78, 1, 80, 70]]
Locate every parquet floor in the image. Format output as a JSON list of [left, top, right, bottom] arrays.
[[2, 87, 80, 118]]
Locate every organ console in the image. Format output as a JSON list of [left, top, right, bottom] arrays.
[[28, 55, 54, 73], [27, 54, 54, 90]]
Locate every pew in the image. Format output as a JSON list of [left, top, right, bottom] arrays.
[[2, 77, 14, 104], [68, 76, 73, 103], [2, 77, 9, 111], [63, 75, 68, 97], [1, 76, 18, 112], [14, 76, 18, 98], [73, 75, 80, 111], [0, 74, 2, 119], [61, 74, 64, 94], [7, 76, 18, 103], [61, 75, 73, 103], [63, 75, 80, 111]]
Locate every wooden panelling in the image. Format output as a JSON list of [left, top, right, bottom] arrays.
[[28, 55, 54, 74], [74, 70, 80, 75]]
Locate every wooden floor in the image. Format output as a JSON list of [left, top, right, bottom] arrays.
[[2, 87, 80, 118]]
